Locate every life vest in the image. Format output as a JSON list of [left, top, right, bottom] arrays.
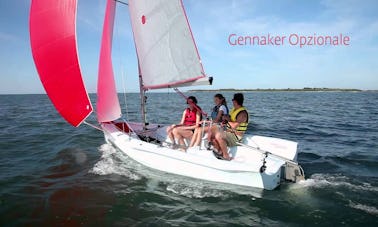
[[210, 106, 218, 120], [210, 104, 229, 120], [184, 108, 198, 126], [229, 106, 249, 131]]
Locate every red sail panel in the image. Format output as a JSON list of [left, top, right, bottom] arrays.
[[97, 0, 121, 123], [30, 0, 92, 127]]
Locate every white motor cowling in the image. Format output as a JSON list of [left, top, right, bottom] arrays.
[[284, 162, 305, 182]]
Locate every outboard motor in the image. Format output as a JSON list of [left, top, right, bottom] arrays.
[[283, 162, 305, 182]]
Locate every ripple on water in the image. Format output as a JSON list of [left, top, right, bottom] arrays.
[[1, 92, 378, 226]]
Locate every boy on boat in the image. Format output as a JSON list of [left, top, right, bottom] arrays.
[[212, 93, 249, 160]]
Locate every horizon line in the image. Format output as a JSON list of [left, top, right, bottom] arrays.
[[1, 87, 378, 95]]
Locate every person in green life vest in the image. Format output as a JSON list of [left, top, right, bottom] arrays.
[[212, 93, 249, 160]]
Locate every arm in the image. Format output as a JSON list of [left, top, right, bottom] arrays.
[[171, 110, 186, 128], [179, 109, 186, 125], [223, 114, 231, 122], [214, 110, 224, 123], [228, 111, 248, 130], [195, 111, 201, 127]]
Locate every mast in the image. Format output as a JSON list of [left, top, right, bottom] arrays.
[[128, 0, 213, 131], [138, 63, 148, 130]]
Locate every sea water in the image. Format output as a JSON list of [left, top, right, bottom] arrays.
[[0, 92, 377, 226]]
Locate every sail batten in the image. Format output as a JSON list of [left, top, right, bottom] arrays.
[[128, 0, 210, 90], [30, 0, 92, 127], [97, 0, 122, 123]]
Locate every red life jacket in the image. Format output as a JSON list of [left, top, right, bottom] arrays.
[[184, 108, 197, 126]]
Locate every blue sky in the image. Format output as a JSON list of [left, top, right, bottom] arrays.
[[0, 0, 377, 94]]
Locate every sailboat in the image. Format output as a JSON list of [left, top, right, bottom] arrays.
[[29, 0, 305, 190]]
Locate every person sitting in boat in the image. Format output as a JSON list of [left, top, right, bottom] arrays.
[[212, 93, 249, 160], [166, 96, 202, 150], [188, 93, 229, 149]]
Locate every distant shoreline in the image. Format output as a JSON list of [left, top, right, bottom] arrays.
[[2, 88, 378, 95], [188, 88, 368, 92]]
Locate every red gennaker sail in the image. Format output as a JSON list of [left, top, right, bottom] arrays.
[[30, 0, 92, 127]]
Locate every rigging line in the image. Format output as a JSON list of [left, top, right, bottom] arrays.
[[173, 88, 208, 117], [249, 138, 261, 150], [114, 0, 128, 6], [167, 87, 171, 114], [115, 15, 129, 120], [121, 69, 129, 119], [83, 121, 104, 131]]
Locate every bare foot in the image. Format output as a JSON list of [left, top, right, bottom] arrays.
[[222, 155, 233, 161], [179, 148, 186, 152]]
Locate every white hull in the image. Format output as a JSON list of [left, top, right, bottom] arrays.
[[101, 122, 302, 190]]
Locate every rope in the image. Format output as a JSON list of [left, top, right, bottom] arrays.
[[114, 5, 129, 120], [114, 0, 128, 6], [173, 88, 208, 117], [121, 69, 129, 119], [83, 121, 103, 131]]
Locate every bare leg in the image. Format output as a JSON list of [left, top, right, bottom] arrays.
[[176, 128, 194, 149], [189, 128, 200, 147], [208, 125, 219, 144], [212, 137, 220, 152], [172, 127, 181, 145], [166, 125, 176, 144], [192, 126, 209, 147], [215, 132, 230, 159]]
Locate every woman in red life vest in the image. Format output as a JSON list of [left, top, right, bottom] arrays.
[[166, 96, 202, 150]]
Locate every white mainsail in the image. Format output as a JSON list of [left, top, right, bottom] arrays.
[[128, 0, 211, 90]]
